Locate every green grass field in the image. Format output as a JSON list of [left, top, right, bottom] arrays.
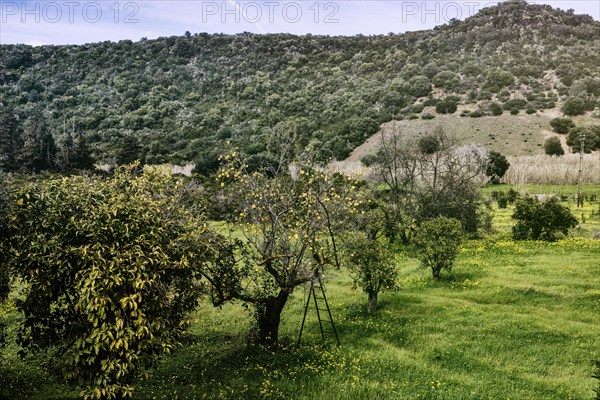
[[1, 186, 599, 400]]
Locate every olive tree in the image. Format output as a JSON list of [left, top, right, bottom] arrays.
[[412, 217, 463, 280], [206, 152, 357, 345], [7, 164, 221, 399]]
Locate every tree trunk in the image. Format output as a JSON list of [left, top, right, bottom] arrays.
[[256, 290, 289, 346], [367, 291, 378, 311], [432, 267, 441, 280]]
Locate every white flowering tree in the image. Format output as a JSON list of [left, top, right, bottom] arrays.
[[370, 126, 489, 241]]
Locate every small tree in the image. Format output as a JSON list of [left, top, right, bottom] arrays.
[[550, 117, 575, 134], [512, 196, 578, 241], [544, 136, 564, 156], [486, 151, 510, 184], [344, 201, 398, 311], [412, 217, 463, 280], [7, 165, 218, 399], [346, 234, 398, 311]]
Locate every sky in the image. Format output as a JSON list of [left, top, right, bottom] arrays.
[[0, 0, 599, 45]]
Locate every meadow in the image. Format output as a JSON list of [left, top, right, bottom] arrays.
[[1, 185, 599, 400]]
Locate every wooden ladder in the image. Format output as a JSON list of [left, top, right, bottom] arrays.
[[297, 275, 340, 346]]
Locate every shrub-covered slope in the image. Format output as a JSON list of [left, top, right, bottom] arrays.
[[1, 0, 599, 172]]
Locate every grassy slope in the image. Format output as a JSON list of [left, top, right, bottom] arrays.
[[347, 112, 596, 162], [1, 186, 599, 400]]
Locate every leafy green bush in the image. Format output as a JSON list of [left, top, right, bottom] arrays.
[[412, 217, 463, 280], [469, 111, 483, 118], [421, 113, 435, 120], [485, 70, 515, 92], [478, 90, 493, 100], [550, 117, 575, 134], [489, 102, 503, 116], [497, 192, 508, 208], [503, 98, 527, 110], [497, 90, 511, 102], [544, 136, 564, 155], [512, 196, 578, 241], [360, 153, 378, 167], [506, 188, 520, 203], [435, 97, 458, 114], [432, 70, 461, 91], [402, 103, 425, 114], [0, 174, 8, 352], [418, 134, 440, 154], [561, 97, 586, 116]]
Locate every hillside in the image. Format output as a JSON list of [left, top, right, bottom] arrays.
[[1, 0, 600, 172]]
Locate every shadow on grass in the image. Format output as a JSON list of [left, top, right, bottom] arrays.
[[134, 331, 352, 400], [0, 358, 78, 400]]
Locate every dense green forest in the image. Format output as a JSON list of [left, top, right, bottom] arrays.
[[1, 0, 600, 172]]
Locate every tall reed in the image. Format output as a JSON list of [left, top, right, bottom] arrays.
[[505, 154, 600, 185]]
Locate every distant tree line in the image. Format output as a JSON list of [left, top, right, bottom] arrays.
[[0, 106, 94, 173]]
